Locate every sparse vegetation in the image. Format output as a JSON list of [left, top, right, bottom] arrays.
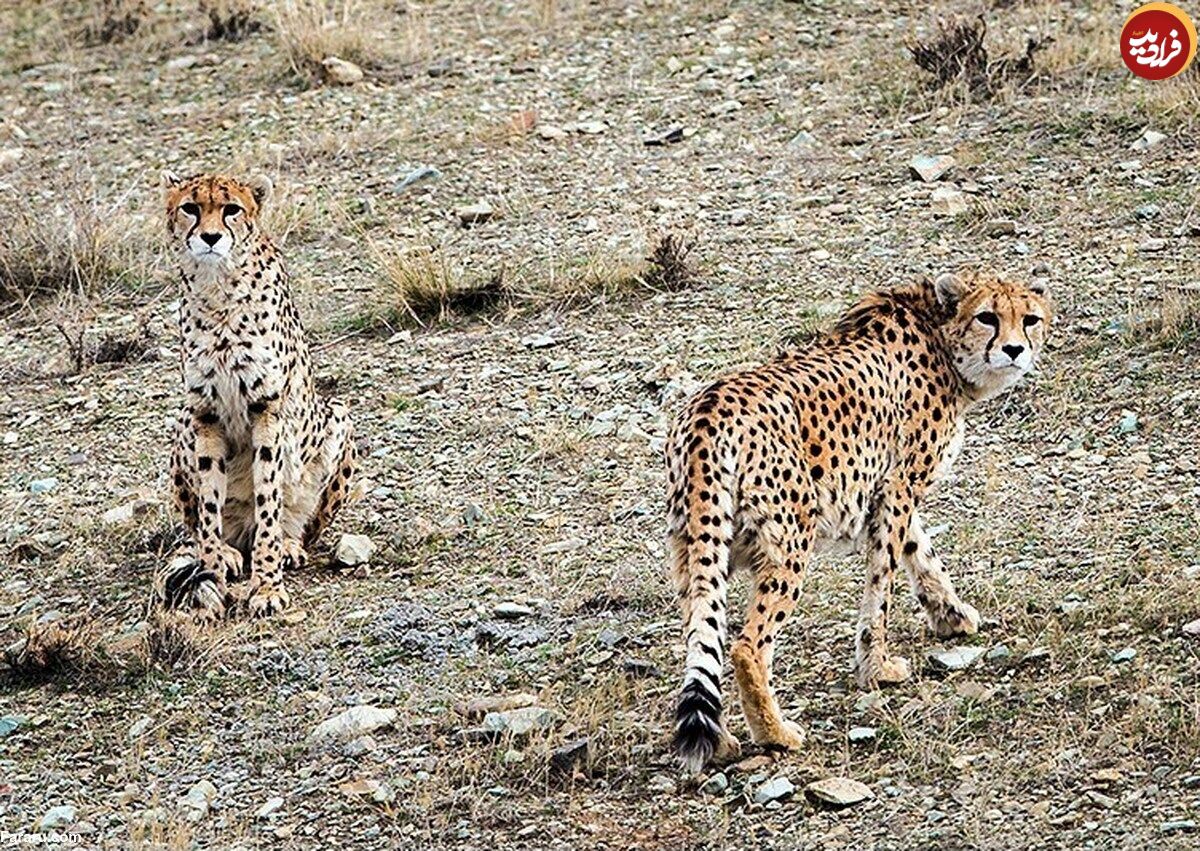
[[908, 14, 1051, 97], [83, 0, 148, 46], [2, 616, 104, 684], [271, 0, 375, 84], [199, 0, 263, 42], [644, 233, 698, 292]]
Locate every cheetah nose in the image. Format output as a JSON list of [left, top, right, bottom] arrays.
[[1001, 343, 1025, 360], [199, 232, 221, 247]]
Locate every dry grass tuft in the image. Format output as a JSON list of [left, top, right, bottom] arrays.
[[908, 15, 1051, 98], [271, 0, 374, 84], [55, 309, 159, 375], [199, 0, 264, 42], [362, 240, 512, 330], [83, 0, 149, 46], [644, 233, 698, 292], [2, 615, 104, 683], [140, 610, 211, 672], [0, 186, 147, 308], [1159, 283, 1200, 342]]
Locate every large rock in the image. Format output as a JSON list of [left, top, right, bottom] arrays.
[[928, 645, 987, 671], [804, 777, 875, 808], [334, 534, 374, 566], [308, 705, 396, 744]]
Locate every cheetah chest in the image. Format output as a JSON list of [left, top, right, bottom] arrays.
[[184, 321, 285, 445]]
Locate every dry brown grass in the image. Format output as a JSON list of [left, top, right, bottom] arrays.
[[82, 0, 149, 46], [271, 0, 376, 84], [199, 0, 264, 42], [643, 233, 698, 292], [0, 182, 149, 309], [140, 609, 213, 672], [2, 615, 105, 683]]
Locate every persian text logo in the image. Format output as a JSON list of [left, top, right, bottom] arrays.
[[1121, 2, 1198, 79]]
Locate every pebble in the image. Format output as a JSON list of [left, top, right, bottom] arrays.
[[848, 726, 877, 743], [928, 645, 987, 671], [1131, 130, 1167, 151], [255, 797, 284, 819], [648, 774, 676, 794], [700, 772, 729, 795], [38, 805, 78, 830], [334, 533, 374, 566], [180, 780, 217, 822], [128, 715, 154, 739], [1160, 820, 1198, 834], [393, 165, 442, 193], [908, 154, 956, 182], [0, 147, 24, 170], [457, 201, 494, 226], [493, 602, 535, 620], [986, 219, 1017, 236], [1137, 238, 1166, 252], [753, 775, 795, 804], [537, 125, 567, 140], [322, 56, 363, 85], [29, 477, 58, 494], [804, 777, 874, 808], [930, 186, 967, 216], [1110, 647, 1136, 663], [307, 705, 396, 743], [343, 735, 377, 757], [0, 715, 24, 737], [479, 706, 558, 738], [459, 693, 538, 720], [520, 333, 557, 349], [550, 738, 589, 773], [1182, 618, 1200, 637]]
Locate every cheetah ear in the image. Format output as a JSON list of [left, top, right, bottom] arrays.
[[161, 170, 182, 191], [934, 272, 967, 309], [246, 174, 273, 209]]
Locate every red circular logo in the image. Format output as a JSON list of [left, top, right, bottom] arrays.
[[1121, 3, 1197, 80]]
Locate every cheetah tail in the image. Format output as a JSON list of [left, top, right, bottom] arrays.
[[670, 477, 733, 774]]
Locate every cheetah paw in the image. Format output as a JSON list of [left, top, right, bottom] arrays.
[[247, 583, 291, 617], [156, 552, 231, 620], [856, 654, 912, 690], [754, 718, 806, 753], [280, 539, 308, 572], [929, 601, 981, 638], [715, 727, 743, 763]]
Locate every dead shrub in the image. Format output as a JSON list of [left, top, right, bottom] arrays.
[[644, 233, 698, 292], [141, 610, 210, 672], [1160, 283, 1200, 340], [200, 0, 264, 42], [84, 0, 149, 45], [908, 15, 1051, 98], [2, 615, 103, 683]]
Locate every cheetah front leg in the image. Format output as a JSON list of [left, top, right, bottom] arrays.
[[164, 415, 241, 619], [902, 514, 980, 639], [246, 405, 290, 617]]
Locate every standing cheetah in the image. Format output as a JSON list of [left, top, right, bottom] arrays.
[[156, 172, 356, 618], [667, 272, 1052, 771]]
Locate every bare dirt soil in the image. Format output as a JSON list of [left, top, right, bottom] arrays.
[[1, 1, 1199, 849]]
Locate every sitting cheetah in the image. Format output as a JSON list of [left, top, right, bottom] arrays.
[[156, 172, 356, 618], [668, 272, 1052, 771]]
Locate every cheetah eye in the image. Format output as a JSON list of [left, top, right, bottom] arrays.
[[223, 204, 243, 217], [974, 311, 999, 327], [1023, 315, 1042, 327], [180, 203, 200, 218]]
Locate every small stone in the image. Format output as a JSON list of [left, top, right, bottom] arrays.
[[1160, 820, 1198, 834], [848, 726, 877, 743], [1086, 790, 1116, 808], [908, 154, 956, 182], [1075, 675, 1107, 689], [730, 754, 774, 774], [643, 125, 685, 146], [537, 125, 567, 140], [38, 805, 77, 831], [1135, 204, 1161, 220], [648, 774, 676, 794], [575, 120, 607, 135], [308, 705, 396, 743], [334, 533, 375, 566], [1131, 130, 1167, 151], [29, 477, 58, 494], [459, 693, 538, 720], [804, 777, 874, 808], [321, 56, 363, 85], [128, 716, 154, 739], [550, 738, 589, 773], [394, 165, 442, 193], [700, 772, 729, 795], [0, 715, 24, 737], [928, 645, 987, 671], [986, 219, 1017, 236], [255, 797, 284, 819], [493, 602, 535, 620], [343, 735, 377, 757], [1138, 238, 1167, 253], [165, 55, 198, 71], [754, 775, 796, 804], [0, 148, 24, 170], [1182, 618, 1200, 637], [1110, 647, 1136, 663], [456, 201, 494, 226], [520, 332, 557, 349], [788, 130, 817, 149], [621, 657, 662, 678], [480, 706, 558, 738], [102, 498, 159, 526], [810, 248, 831, 261], [930, 186, 968, 216], [180, 780, 217, 822]]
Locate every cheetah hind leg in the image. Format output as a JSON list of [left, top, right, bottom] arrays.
[[155, 543, 238, 621], [303, 401, 356, 550]]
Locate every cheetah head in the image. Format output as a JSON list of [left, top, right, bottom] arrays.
[[936, 272, 1053, 399], [162, 172, 272, 267]]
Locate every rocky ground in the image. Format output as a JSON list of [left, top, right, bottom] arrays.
[[2, 0, 1200, 848]]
